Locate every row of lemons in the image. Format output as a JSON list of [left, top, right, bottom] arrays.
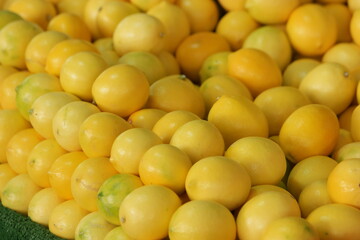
[[0, 0, 360, 239]]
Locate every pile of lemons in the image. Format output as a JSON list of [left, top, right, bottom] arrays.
[[0, 0, 360, 239]]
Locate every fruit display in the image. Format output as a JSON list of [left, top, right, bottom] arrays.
[[1, 0, 360, 240]]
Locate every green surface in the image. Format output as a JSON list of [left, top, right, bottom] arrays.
[[0, 201, 65, 240]]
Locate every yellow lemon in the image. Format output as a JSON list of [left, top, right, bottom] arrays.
[[245, 0, 299, 24], [0, 9, 22, 30], [110, 128, 162, 175], [218, 0, 245, 11], [92, 64, 150, 117], [324, 3, 352, 43], [15, 72, 63, 121], [170, 119, 225, 164], [104, 226, 134, 240], [48, 151, 88, 200], [254, 86, 311, 136], [207, 95, 269, 148], [151, 110, 200, 143], [127, 108, 166, 129], [79, 112, 132, 158], [52, 101, 100, 152], [97, 173, 143, 225], [236, 190, 301, 240], [25, 30, 69, 73], [168, 199, 237, 240], [331, 128, 354, 158], [139, 144, 192, 195], [246, 184, 292, 201], [75, 211, 116, 240], [60, 51, 108, 102], [327, 158, 360, 208], [282, 58, 320, 88], [146, 74, 206, 118], [339, 105, 356, 131], [199, 51, 231, 83], [307, 203, 360, 240], [45, 38, 98, 76], [6, 128, 44, 174], [27, 139, 67, 188], [262, 216, 320, 240], [49, 199, 89, 239], [298, 179, 332, 217], [156, 51, 180, 75], [1, 173, 41, 214], [279, 104, 339, 163], [225, 136, 286, 186], [119, 185, 181, 240], [56, 0, 88, 18], [28, 188, 64, 226], [286, 3, 337, 56], [350, 9, 360, 47], [228, 48, 282, 97], [243, 25, 293, 71], [286, 155, 337, 199], [185, 155, 251, 210], [96, 0, 139, 38], [333, 141, 360, 162], [0, 163, 17, 200], [130, 0, 175, 12], [0, 71, 31, 109], [47, 12, 92, 41], [71, 157, 117, 212], [0, 19, 42, 69], [148, 1, 190, 53], [113, 13, 166, 56], [350, 104, 360, 141], [299, 62, 357, 114], [118, 51, 166, 85], [0, 109, 30, 163], [216, 10, 259, 50], [29, 91, 79, 139]]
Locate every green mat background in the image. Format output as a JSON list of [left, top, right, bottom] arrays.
[[0, 201, 65, 240]]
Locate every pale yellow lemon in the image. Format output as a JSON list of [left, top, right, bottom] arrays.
[[279, 104, 339, 163], [185, 155, 251, 210], [225, 136, 286, 186], [52, 101, 100, 152], [75, 211, 116, 239], [127, 108, 166, 130], [0, 71, 31, 109], [199, 51, 231, 83], [168, 199, 237, 240], [151, 110, 200, 144], [282, 58, 320, 88], [254, 86, 311, 136], [287, 155, 338, 199], [27, 139, 67, 188], [119, 185, 182, 240], [170, 119, 225, 164], [207, 95, 269, 148], [333, 141, 360, 162], [110, 128, 162, 175]]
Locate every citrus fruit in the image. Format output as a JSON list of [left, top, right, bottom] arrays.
[[104, 226, 134, 240], [28, 188, 64, 226], [0, 71, 31, 109], [27, 139, 67, 188], [119, 184, 182, 240], [199, 51, 231, 83], [52, 101, 100, 152], [0, 109, 30, 163], [168, 199, 237, 240], [279, 104, 339, 163], [49, 199, 89, 239], [0, 19, 42, 69], [225, 136, 287, 186], [0, 9, 22, 30], [282, 58, 320, 88], [227, 48, 282, 97], [156, 51, 180, 75], [110, 128, 162, 175], [207, 95, 269, 148], [146, 74, 206, 118], [216, 10, 259, 50], [286, 155, 338, 199], [56, 0, 88, 18], [350, 103, 360, 141], [75, 211, 116, 240], [170, 119, 225, 164], [286, 3, 337, 56], [185, 155, 251, 210], [113, 13, 166, 56], [60, 51, 108, 102], [327, 158, 360, 208], [324, 2, 352, 43], [6, 128, 44, 174], [246, 184, 292, 201], [0, 163, 17, 199], [1, 173, 41, 214], [127, 108, 166, 129], [151, 110, 200, 143], [130, 0, 175, 12], [307, 203, 360, 240], [350, 9, 360, 47], [333, 141, 360, 162], [97, 173, 143, 225], [28, 91, 79, 139], [92, 64, 150, 117], [15, 72, 63, 120], [48, 151, 88, 200]]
